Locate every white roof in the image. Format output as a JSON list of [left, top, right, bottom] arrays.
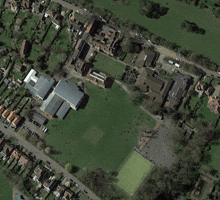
[[24, 69, 37, 83]]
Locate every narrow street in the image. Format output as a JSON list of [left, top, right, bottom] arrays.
[[0, 122, 101, 200]]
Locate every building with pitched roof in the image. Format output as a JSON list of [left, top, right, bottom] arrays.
[[2, 109, 10, 118], [40, 80, 84, 118], [0, 106, 5, 114], [134, 49, 156, 68], [20, 40, 30, 59], [10, 149, 21, 162], [135, 68, 173, 105], [167, 73, 191, 110], [0, 143, 13, 158], [86, 68, 108, 88], [195, 81, 207, 95], [32, 164, 53, 183], [67, 59, 91, 76], [18, 154, 29, 168], [53, 184, 66, 198], [33, 113, 47, 124], [24, 69, 55, 100], [7, 111, 16, 123], [43, 176, 56, 192], [62, 189, 74, 200], [12, 115, 21, 127], [207, 96, 220, 114]]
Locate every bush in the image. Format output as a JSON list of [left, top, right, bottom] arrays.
[[65, 162, 73, 173]]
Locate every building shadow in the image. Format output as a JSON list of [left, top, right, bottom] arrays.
[[78, 94, 89, 110], [105, 77, 115, 89]]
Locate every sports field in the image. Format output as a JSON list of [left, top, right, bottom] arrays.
[[93, 0, 220, 65], [116, 150, 154, 196], [45, 82, 155, 171]]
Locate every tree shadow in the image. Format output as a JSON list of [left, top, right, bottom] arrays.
[[202, 152, 212, 165], [72, 165, 80, 173]]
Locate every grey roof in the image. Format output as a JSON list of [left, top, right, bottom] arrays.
[[4, 79, 9, 85], [72, 49, 79, 60], [40, 93, 63, 116], [34, 74, 55, 99], [56, 102, 70, 119], [33, 113, 47, 124], [54, 80, 84, 109], [25, 83, 37, 96]]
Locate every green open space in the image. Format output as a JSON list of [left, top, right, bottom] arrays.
[[74, 12, 88, 23], [116, 150, 154, 196], [0, 174, 14, 199], [94, 54, 126, 79], [93, 0, 220, 65], [45, 82, 155, 171], [43, 26, 58, 44]]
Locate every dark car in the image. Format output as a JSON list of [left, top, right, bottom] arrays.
[[46, 161, 50, 165], [83, 189, 88, 194], [4, 126, 7, 129], [29, 118, 33, 122], [70, 179, 74, 182]]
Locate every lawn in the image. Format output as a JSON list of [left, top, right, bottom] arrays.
[[94, 54, 126, 79], [45, 82, 155, 171], [0, 174, 14, 199], [92, 0, 220, 65], [116, 150, 154, 196]]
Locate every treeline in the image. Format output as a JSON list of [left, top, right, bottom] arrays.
[[175, 0, 220, 18], [139, 0, 169, 19], [181, 20, 206, 35], [80, 168, 126, 200]]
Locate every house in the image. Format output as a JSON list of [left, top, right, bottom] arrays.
[[14, 64, 24, 72], [20, 0, 32, 11], [9, 149, 21, 162], [44, 9, 54, 18], [2, 109, 10, 118], [33, 113, 47, 125], [67, 59, 90, 76], [7, 111, 16, 123], [12, 115, 21, 127], [4, 78, 10, 85], [205, 86, 215, 96], [190, 174, 216, 200], [67, 20, 82, 33], [53, 184, 66, 198], [6, 0, 20, 13], [0, 105, 5, 114], [52, 14, 62, 30], [134, 49, 156, 68], [43, 176, 56, 192], [20, 40, 30, 59], [87, 24, 119, 56], [195, 81, 207, 95], [24, 69, 55, 100], [62, 189, 74, 200], [207, 96, 220, 114], [32, 164, 52, 183], [40, 80, 84, 118], [167, 73, 191, 110], [135, 68, 173, 105], [32, 1, 44, 14], [86, 68, 108, 88], [18, 154, 29, 168], [0, 143, 13, 158]]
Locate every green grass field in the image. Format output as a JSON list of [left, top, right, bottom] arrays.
[[116, 150, 154, 196], [94, 54, 126, 79], [0, 174, 14, 199], [45, 82, 155, 171], [92, 0, 220, 65]]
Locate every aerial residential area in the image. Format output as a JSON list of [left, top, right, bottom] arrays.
[[0, 0, 220, 200]]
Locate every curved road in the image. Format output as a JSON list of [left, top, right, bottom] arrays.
[[0, 122, 100, 200]]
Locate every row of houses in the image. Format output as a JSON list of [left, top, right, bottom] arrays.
[[0, 138, 79, 199], [0, 107, 21, 127]]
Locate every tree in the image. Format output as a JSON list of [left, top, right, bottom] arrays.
[[65, 162, 73, 173], [44, 147, 51, 154]]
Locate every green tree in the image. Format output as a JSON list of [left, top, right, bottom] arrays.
[[65, 162, 73, 173]]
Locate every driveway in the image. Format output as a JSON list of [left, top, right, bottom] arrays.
[[0, 121, 101, 200]]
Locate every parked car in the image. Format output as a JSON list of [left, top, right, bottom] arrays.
[[4, 126, 7, 129], [29, 118, 33, 122], [83, 189, 88, 194], [46, 161, 51, 165], [33, 121, 40, 127]]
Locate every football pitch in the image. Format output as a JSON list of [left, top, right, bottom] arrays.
[[116, 150, 154, 196]]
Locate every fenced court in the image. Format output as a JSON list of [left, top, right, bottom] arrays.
[[116, 149, 154, 196]]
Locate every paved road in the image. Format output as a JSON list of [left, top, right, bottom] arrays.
[[0, 122, 100, 200]]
